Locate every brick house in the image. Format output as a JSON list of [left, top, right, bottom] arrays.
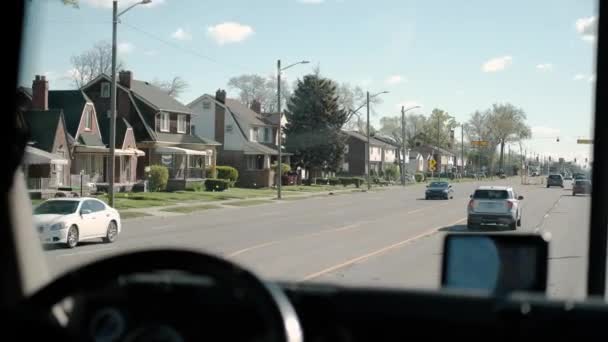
[[341, 131, 396, 176]]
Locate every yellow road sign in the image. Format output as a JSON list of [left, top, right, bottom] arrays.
[[471, 140, 489, 147], [577, 139, 593, 144], [429, 159, 437, 171]]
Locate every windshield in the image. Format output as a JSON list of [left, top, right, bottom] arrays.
[[18, 0, 598, 300], [34, 200, 79, 215]]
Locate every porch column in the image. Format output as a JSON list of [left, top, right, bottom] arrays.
[[185, 154, 189, 180]]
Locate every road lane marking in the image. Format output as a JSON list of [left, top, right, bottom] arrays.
[[300, 217, 467, 281], [227, 241, 280, 257]]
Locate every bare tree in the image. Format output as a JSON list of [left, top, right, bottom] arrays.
[[227, 74, 290, 112], [152, 76, 189, 98], [337, 83, 381, 129], [70, 41, 123, 88]]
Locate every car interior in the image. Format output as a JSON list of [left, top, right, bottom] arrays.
[[2, 1, 608, 341]]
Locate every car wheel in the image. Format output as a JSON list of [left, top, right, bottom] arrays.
[[572, 192, 576, 196], [66, 225, 79, 249], [103, 220, 118, 243], [517, 217, 522, 227], [509, 221, 517, 231], [546, 184, 550, 188]]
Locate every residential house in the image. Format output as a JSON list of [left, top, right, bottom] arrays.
[[83, 71, 219, 190], [407, 151, 425, 173], [17, 78, 71, 190], [410, 144, 455, 173], [188, 91, 287, 188], [341, 131, 396, 176]]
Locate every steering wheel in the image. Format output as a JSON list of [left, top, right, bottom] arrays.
[[25, 249, 303, 342]]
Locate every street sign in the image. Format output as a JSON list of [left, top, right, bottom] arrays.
[[471, 140, 489, 147], [428, 159, 437, 171], [577, 139, 593, 144]]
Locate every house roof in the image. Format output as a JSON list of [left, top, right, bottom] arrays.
[[344, 130, 392, 147], [18, 86, 33, 99], [224, 98, 269, 127], [153, 132, 214, 145], [22, 109, 63, 152], [243, 141, 282, 155], [130, 80, 192, 114], [411, 144, 454, 157], [48, 90, 89, 136], [78, 132, 104, 147], [98, 116, 131, 147], [372, 133, 401, 148], [261, 112, 281, 125]]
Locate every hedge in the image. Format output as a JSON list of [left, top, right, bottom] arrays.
[[205, 179, 230, 192], [216, 166, 239, 186], [149, 165, 169, 191], [271, 163, 291, 175], [205, 165, 217, 179], [414, 172, 425, 182]]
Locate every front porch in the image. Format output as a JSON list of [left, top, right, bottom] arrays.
[[152, 146, 211, 191]]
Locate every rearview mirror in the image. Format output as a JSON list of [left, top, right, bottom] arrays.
[[518, 196, 524, 200], [441, 233, 548, 295], [80, 208, 92, 216]]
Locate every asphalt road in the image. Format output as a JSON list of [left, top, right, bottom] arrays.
[[44, 178, 591, 299]]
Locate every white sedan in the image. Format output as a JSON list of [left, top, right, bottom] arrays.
[[33, 197, 121, 248]]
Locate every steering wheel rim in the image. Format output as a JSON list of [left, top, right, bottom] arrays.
[[27, 248, 303, 342]]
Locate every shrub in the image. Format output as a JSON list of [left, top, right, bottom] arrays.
[[328, 177, 340, 186], [384, 164, 400, 181], [271, 163, 291, 175], [314, 178, 328, 185], [205, 165, 217, 179], [149, 165, 169, 192], [205, 179, 230, 192], [414, 172, 425, 183], [216, 166, 238, 186], [338, 177, 364, 188]]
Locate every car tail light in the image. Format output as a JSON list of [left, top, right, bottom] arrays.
[[468, 199, 475, 209], [506, 201, 514, 209]]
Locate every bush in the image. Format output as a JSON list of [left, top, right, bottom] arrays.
[[338, 177, 364, 188], [384, 164, 400, 181], [328, 178, 340, 186], [205, 165, 217, 179], [271, 163, 291, 175], [149, 165, 169, 192], [205, 179, 230, 192], [216, 166, 238, 186], [414, 172, 425, 182]]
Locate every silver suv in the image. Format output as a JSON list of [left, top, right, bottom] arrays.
[[467, 186, 524, 230]]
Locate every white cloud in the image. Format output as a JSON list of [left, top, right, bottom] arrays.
[[481, 56, 512, 72], [536, 63, 553, 71], [575, 16, 597, 42], [117, 42, 134, 54], [298, 0, 324, 3], [588, 74, 596, 83], [84, 0, 165, 9], [207, 22, 254, 45], [396, 101, 423, 111], [573, 73, 586, 81], [531, 126, 561, 138], [171, 28, 192, 41], [385, 75, 405, 85]]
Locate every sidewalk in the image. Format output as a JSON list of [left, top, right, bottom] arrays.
[[120, 186, 394, 219]]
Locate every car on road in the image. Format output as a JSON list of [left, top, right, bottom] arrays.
[[572, 179, 592, 196], [546, 174, 564, 188], [574, 173, 587, 180], [33, 197, 121, 248], [467, 186, 523, 230], [425, 181, 454, 200]]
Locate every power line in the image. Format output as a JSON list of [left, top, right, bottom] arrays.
[[121, 22, 251, 72]]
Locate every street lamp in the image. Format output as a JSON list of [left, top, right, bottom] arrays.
[[366, 90, 389, 190], [400, 105, 421, 186], [277, 59, 309, 199], [108, 0, 151, 207]]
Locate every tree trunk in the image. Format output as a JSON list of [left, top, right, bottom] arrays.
[[499, 139, 505, 172]]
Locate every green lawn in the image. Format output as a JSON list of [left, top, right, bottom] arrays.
[[119, 211, 152, 219], [160, 204, 222, 213], [224, 199, 274, 207]]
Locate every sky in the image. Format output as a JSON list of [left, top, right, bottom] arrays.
[[19, 0, 598, 164]]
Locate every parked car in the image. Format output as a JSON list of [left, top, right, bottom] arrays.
[[33, 197, 121, 248], [546, 174, 564, 188], [574, 173, 587, 180], [572, 179, 592, 196], [425, 181, 454, 200], [467, 186, 523, 230]]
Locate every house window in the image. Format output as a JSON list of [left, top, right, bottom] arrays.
[[344, 145, 349, 154], [250, 127, 259, 142], [342, 162, 349, 172], [101, 82, 111, 98], [263, 127, 270, 142], [246, 155, 264, 170], [84, 109, 92, 130], [160, 112, 169, 132], [177, 115, 187, 133], [202, 101, 211, 110]]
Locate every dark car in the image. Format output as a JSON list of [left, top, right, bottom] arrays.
[[425, 181, 454, 200], [546, 174, 564, 188], [572, 179, 592, 196]]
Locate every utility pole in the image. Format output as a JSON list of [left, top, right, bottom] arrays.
[[277, 59, 282, 199], [461, 125, 464, 177], [366, 91, 371, 191], [108, 0, 118, 207], [401, 106, 406, 186]]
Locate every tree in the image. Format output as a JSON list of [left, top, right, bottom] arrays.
[[70, 41, 123, 88], [152, 76, 189, 98], [486, 103, 532, 172], [421, 108, 457, 149], [338, 83, 381, 130], [284, 74, 348, 177], [227, 74, 290, 112]]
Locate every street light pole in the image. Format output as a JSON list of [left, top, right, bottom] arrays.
[[366, 91, 371, 191], [399, 105, 420, 186], [461, 124, 464, 177], [109, 0, 150, 207], [276, 59, 309, 200]]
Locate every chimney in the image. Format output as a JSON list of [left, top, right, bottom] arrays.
[[215, 89, 226, 104], [119, 70, 133, 88], [250, 99, 261, 114], [32, 75, 48, 111]]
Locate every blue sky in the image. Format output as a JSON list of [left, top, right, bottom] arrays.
[[20, 0, 598, 162]]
